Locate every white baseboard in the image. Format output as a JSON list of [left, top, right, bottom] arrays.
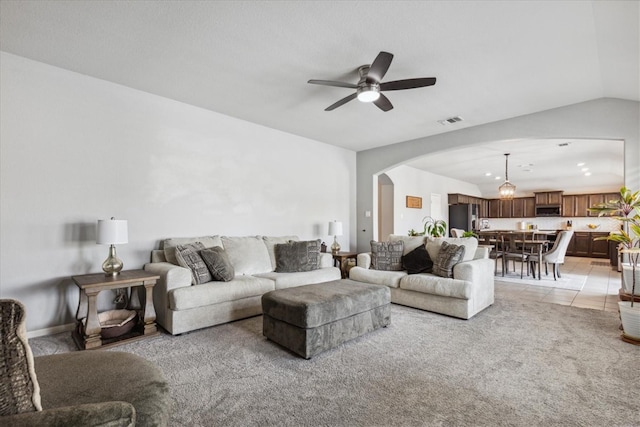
[[27, 323, 75, 339]]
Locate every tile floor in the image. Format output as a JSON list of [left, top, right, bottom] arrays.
[[495, 256, 622, 312]]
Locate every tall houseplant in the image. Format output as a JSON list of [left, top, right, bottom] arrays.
[[589, 186, 640, 343], [408, 217, 447, 238]]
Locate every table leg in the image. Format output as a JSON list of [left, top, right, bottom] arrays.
[[538, 250, 542, 280], [83, 289, 102, 349], [142, 280, 157, 335]]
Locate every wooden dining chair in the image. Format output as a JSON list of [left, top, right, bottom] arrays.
[[503, 233, 531, 279]]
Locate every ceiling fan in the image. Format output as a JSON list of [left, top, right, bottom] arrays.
[[308, 51, 436, 112]]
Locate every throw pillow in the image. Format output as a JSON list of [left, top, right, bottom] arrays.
[[370, 240, 404, 271], [175, 242, 212, 285], [275, 239, 321, 272], [432, 241, 466, 278], [401, 244, 433, 274], [200, 247, 235, 282]]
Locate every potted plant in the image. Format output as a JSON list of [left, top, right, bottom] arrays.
[[421, 216, 447, 238], [589, 186, 640, 344]]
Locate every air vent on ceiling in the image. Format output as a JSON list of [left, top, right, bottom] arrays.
[[438, 116, 464, 125]]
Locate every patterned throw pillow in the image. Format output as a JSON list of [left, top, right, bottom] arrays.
[[275, 240, 321, 272], [370, 240, 404, 271], [432, 241, 466, 278], [175, 242, 212, 285], [200, 247, 235, 282], [401, 244, 433, 274]]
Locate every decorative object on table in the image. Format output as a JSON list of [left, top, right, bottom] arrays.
[[96, 217, 128, 277], [328, 220, 343, 254], [498, 153, 516, 199], [321, 241, 327, 253], [566, 220, 572, 230], [588, 186, 640, 344], [587, 223, 600, 229], [406, 195, 422, 209]]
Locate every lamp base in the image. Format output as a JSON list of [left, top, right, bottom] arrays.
[[102, 244, 124, 277], [331, 236, 341, 254]]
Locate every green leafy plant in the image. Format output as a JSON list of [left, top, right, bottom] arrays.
[[589, 186, 640, 309], [461, 230, 478, 238], [421, 216, 447, 238]]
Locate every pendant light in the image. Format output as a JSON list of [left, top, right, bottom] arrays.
[[498, 153, 516, 199]]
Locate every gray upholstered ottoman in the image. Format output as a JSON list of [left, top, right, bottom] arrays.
[[262, 279, 391, 359]]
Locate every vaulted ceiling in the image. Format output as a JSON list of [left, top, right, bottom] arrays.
[[1, 1, 637, 191]]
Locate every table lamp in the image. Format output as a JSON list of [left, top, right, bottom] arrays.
[[97, 217, 128, 276], [328, 220, 343, 254]]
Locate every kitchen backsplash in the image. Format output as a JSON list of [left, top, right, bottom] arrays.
[[482, 216, 621, 232]]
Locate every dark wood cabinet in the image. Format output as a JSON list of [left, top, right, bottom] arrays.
[[535, 191, 563, 206], [499, 199, 512, 218], [566, 232, 610, 258], [524, 198, 536, 217], [511, 197, 535, 218], [562, 195, 575, 217], [512, 198, 524, 218], [480, 199, 489, 218], [575, 195, 589, 217], [587, 194, 604, 216], [488, 199, 500, 218]]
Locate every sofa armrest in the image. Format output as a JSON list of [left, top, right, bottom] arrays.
[[357, 253, 372, 269], [144, 262, 191, 293], [473, 247, 489, 259], [453, 258, 495, 310], [3, 402, 135, 427]]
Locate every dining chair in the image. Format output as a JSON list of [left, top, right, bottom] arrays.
[[450, 228, 465, 237], [503, 233, 532, 279], [529, 230, 574, 280]]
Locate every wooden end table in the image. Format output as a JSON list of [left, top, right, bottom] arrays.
[[72, 269, 160, 350], [332, 251, 358, 279]]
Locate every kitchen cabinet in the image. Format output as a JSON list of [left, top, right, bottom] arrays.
[[488, 199, 501, 218], [479, 199, 489, 218], [587, 194, 604, 216], [575, 195, 589, 217], [511, 197, 535, 218], [566, 231, 610, 258], [562, 195, 575, 217], [499, 199, 512, 218], [535, 191, 563, 206]]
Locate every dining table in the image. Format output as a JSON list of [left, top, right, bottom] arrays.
[[477, 230, 553, 280]]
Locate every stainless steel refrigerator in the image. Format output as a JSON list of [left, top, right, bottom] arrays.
[[448, 204, 478, 232]]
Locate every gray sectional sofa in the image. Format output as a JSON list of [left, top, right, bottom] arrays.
[[144, 235, 341, 335], [349, 235, 495, 319]]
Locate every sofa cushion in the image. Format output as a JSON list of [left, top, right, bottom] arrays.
[[200, 247, 234, 282], [263, 236, 299, 270], [402, 244, 433, 274], [163, 236, 222, 265], [175, 242, 212, 285], [370, 240, 404, 271], [348, 266, 406, 288], [221, 236, 273, 275], [255, 267, 341, 290], [432, 241, 466, 278], [388, 234, 428, 255], [426, 237, 478, 262], [399, 274, 472, 299], [169, 275, 275, 310], [275, 239, 321, 273]]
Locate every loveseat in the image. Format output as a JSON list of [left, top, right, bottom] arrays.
[[144, 235, 341, 335], [348, 235, 494, 319]]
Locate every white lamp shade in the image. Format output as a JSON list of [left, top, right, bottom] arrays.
[[96, 219, 128, 245], [328, 221, 343, 236]]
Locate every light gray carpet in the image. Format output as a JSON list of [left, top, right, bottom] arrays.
[[30, 296, 639, 426]]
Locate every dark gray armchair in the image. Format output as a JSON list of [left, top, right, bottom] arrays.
[[1, 299, 170, 426]]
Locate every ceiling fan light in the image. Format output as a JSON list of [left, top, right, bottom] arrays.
[[357, 89, 380, 103]]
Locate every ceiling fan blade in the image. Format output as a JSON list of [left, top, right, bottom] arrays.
[[366, 51, 394, 83], [308, 79, 358, 89], [380, 77, 437, 91], [325, 93, 358, 111], [373, 94, 393, 112]]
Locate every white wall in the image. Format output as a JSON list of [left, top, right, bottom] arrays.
[[382, 166, 481, 238], [0, 52, 356, 333]]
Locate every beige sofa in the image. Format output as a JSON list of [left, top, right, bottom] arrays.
[[144, 235, 340, 335], [349, 235, 494, 319]]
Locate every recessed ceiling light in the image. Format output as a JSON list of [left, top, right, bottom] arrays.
[[558, 142, 571, 147], [517, 163, 534, 168], [577, 162, 585, 166], [485, 172, 492, 176], [585, 172, 592, 176], [581, 167, 589, 172], [494, 176, 501, 180]]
